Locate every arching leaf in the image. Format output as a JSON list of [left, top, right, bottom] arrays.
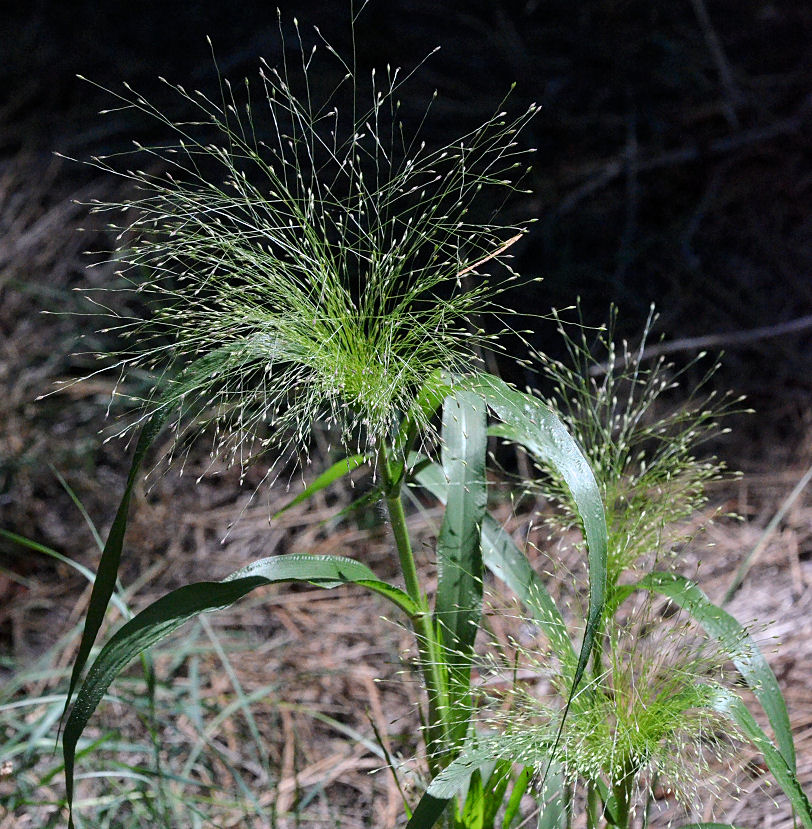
[[618, 571, 795, 772], [63, 554, 417, 828], [709, 687, 811, 829], [465, 372, 607, 695]]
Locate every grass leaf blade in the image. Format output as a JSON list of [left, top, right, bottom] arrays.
[[708, 687, 812, 829], [273, 454, 368, 518], [676, 824, 748, 828], [637, 571, 795, 772], [63, 554, 417, 826], [410, 461, 574, 665], [63, 409, 167, 721], [404, 791, 450, 829], [434, 390, 487, 742], [466, 372, 607, 693]]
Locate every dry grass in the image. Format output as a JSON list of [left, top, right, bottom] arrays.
[[1, 145, 810, 829]]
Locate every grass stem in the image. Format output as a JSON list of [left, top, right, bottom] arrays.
[[381, 445, 449, 773]]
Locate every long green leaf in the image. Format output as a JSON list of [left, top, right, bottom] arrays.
[[411, 463, 574, 665], [394, 370, 453, 459], [503, 766, 532, 829], [464, 372, 607, 694], [63, 554, 417, 828], [63, 409, 168, 721], [708, 687, 812, 829], [626, 571, 795, 772], [536, 758, 567, 829], [482, 759, 512, 826], [63, 346, 263, 720], [426, 737, 546, 799], [459, 767, 485, 829], [272, 454, 368, 518], [0, 529, 132, 620], [434, 390, 487, 747], [677, 824, 746, 828]]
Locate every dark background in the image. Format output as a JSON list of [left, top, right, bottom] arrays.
[[2, 0, 811, 462], [1, 7, 811, 823]]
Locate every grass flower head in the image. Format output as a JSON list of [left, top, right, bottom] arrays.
[[531, 306, 743, 583], [470, 601, 743, 822], [73, 16, 537, 477]]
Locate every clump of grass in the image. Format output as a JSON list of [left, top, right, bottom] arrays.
[[472, 599, 743, 824], [54, 13, 601, 829], [427, 314, 809, 828], [66, 15, 536, 480], [45, 8, 810, 828]]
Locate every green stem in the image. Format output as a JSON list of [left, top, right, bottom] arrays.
[[380, 444, 449, 772], [385, 487, 423, 606], [586, 781, 602, 829], [609, 757, 636, 829]]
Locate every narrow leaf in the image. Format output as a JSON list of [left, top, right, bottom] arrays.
[[677, 824, 746, 828], [411, 461, 574, 665], [465, 372, 607, 694], [273, 454, 368, 518], [480, 514, 574, 665], [536, 758, 567, 829], [63, 554, 417, 827], [394, 370, 453, 458], [632, 571, 795, 772], [482, 759, 512, 826], [459, 767, 485, 829], [63, 408, 167, 720], [502, 766, 532, 829], [405, 791, 450, 829], [434, 391, 487, 694], [427, 740, 521, 799], [708, 687, 812, 829], [63, 346, 264, 719]]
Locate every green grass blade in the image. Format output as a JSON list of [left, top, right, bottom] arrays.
[[708, 687, 812, 829], [676, 824, 747, 828], [63, 409, 168, 722], [404, 791, 450, 829], [502, 765, 532, 828], [393, 370, 453, 460], [482, 759, 512, 826], [459, 767, 485, 829], [434, 390, 487, 745], [0, 530, 133, 625], [631, 571, 795, 772], [536, 758, 566, 829], [51, 466, 105, 552], [62, 554, 418, 827], [427, 741, 516, 800], [63, 346, 264, 722], [272, 454, 368, 518], [410, 461, 574, 665], [465, 372, 607, 694]]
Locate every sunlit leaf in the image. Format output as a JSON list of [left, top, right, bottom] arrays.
[[709, 687, 811, 829], [465, 372, 607, 695], [273, 454, 368, 518], [63, 554, 417, 828], [434, 390, 487, 747]]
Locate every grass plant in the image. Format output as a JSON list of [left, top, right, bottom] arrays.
[[19, 7, 812, 829], [426, 316, 812, 828]]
